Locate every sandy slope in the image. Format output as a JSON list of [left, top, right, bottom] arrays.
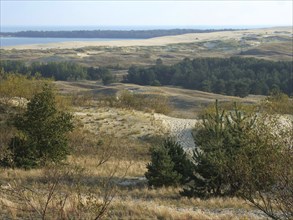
[[73, 105, 199, 151], [3, 26, 292, 50], [154, 113, 197, 150], [54, 81, 263, 119]]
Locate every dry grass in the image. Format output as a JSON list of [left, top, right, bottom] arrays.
[[73, 106, 166, 140], [0, 26, 291, 219], [240, 41, 293, 61], [0, 162, 266, 220], [0, 118, 267, 219], [53, 81, 263, 119], [108, 198, 261, 220], [0, 79, 274, 219], [0, 119, 267, 219]]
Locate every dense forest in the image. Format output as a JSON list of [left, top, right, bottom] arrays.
[[0, 29, 237, 39], [1, 57, 292, 97], [0, 60, 112, 82], [125, 57, 293, 97]]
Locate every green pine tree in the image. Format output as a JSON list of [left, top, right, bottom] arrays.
[[145, 144, 182, 187], [182, 100, 227, 197], [163, 139, 193, 184], [145, 139, 193, 187], [8, 85, 74, 168], [182, 101, 257, 198]]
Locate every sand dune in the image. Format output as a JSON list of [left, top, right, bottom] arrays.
[[3, 26, 292, 50]]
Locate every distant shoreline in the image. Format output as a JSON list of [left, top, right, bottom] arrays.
[[1, 25, 276, 32], [0, 37, 138, 47], [1, 26, 291, 50], [0, 29, 240, 39]]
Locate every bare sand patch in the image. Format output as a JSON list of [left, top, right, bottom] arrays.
[[76, 52, 89, 58], [154, 114, 197, 150]]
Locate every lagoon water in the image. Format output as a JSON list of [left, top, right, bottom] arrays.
[[1, 25, 269, 32], [0, 37, 133, 47], [0, 25, 271, 47]]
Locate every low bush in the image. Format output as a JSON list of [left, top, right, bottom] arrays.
[[261, 90, 293, 115], [0, 74, 51, 106], [95, 90, 172, 114], [145, 139, 193, 187], [116, 90, 171, 114]]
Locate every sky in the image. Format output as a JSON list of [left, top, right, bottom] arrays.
[[1, 1, 292, 28]]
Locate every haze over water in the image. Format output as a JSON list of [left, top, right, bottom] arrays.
[[0, 25, 276, 47], [0, 37, 135, 47], [1, 25, 274, 33]]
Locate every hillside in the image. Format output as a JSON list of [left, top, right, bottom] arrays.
[[0, 26, 292, 219], [54, 81, 262, 118], [1, 27, 292, 66]]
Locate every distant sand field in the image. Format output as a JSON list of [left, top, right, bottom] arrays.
[[3, 26, 292, 50]]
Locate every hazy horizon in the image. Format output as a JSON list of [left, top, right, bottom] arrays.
[[1, 1, 292, 28], [1, 24, 285, 33]]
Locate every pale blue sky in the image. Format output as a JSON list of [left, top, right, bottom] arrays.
[[1, 1, 292, 27]]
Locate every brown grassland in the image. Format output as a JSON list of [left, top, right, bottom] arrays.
[[0, 26, 292, 219], [0, 80, 272, 219]]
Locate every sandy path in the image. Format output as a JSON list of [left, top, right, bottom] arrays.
[[154, 113, 198, 150]]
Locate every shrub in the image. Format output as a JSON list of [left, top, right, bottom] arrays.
[[101, 72, 117, 85], [0, 74, 51, 106], [2, 85, 74, 169], [239, 120, 293, 220], [261, 90, 293, 115], [182, 101, 279, 198], [117, 90, 171, 114], [182, 100, 293, 219], [145, 139, 193, 187], [151, 80, 161, 86]]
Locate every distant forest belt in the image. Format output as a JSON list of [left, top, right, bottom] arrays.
[[0, 29, 239, 38]]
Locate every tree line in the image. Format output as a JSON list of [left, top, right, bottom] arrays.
[[2, 57, 292, 97], [125, 57, 293, 97], [1, 29, 236, 39], [0, 60, 115, 83]]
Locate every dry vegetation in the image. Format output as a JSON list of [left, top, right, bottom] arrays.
[[1, 27, 292, 70], [0, 135, 267, 219], [0, 118, 268, 219], [0, 26, 292, 219], [0, 79, 274, 219], [54, 81, 263, 119]]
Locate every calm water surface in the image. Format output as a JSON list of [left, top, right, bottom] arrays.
[[0, 25, 271, 47], [0, 37, 135, 47]]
